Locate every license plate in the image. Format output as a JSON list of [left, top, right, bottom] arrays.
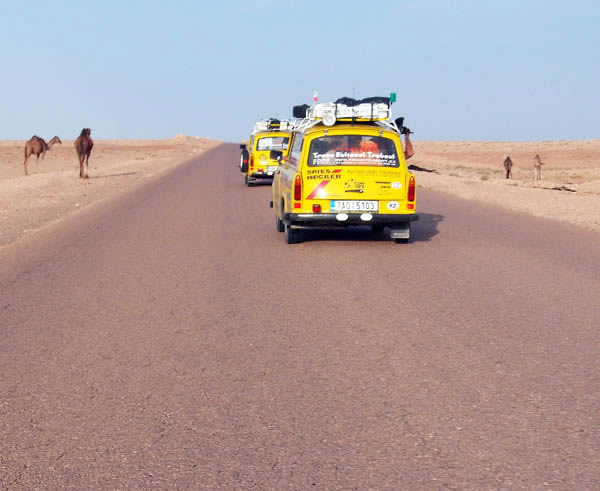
[[330, 200, 378, 212], [267, 166, 278, 172]]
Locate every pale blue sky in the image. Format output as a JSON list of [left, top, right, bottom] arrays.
[[1, 0, 598, 142]]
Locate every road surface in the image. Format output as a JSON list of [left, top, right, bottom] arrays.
[[1, 144, 599, 488]]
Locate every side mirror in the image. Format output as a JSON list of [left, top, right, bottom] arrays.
[[270, 150, 283, 162], [240, 143, 247, 150]]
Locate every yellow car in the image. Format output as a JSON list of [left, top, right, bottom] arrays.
[[270, 97, 418, 244], [240, 119, 292, 186]]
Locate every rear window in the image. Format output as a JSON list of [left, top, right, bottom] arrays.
[[256, 136, 289, 151], [308, 135, 399, 167]]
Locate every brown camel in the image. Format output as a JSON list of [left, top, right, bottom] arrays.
[[503, 156, 513, 179], [74, 128, 94, 178], [23, 135, 62, 176]]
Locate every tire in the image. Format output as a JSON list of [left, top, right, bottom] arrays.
[[275, 215, 284, 232], [240, 150, 249, 173], [284, 222, 301, 244], [394, 238, 409, 244]]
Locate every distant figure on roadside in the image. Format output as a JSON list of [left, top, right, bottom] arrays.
[[503, 156, 513, 179], [23, 135, 62, 176], [74, 128, 94, 179], [533, 154, 545, 181]]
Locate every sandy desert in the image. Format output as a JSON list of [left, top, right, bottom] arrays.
[[1, 137, 599, 250]]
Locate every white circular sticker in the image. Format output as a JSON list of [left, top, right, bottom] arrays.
[[392, 182, 402, 189], [387, 201, 400, 210]]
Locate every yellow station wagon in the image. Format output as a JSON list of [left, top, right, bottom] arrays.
[[270, 97, 418, 244], [240, 119, 292, 186]]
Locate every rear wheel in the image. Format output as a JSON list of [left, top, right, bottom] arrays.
[[394, 238, 409, 244], [240, 150, 249, 172], [284, 222, 301, 244]]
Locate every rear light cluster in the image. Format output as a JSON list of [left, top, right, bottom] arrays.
[[407, 176, 416, 202], [312, 204, 321, 213], [293, 175, 302, 209], [250, 155, 254, 170], [294, 175, 302, 201]]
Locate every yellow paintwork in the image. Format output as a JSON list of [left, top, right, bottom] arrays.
[[272, 124, 416, 218], [245, 131, 291, 180]]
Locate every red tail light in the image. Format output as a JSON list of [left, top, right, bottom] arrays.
[[312, 204, 321, 213], [407, 175, 416, 202], [250, 155, 254, 170], [294, 175, 302, 201]]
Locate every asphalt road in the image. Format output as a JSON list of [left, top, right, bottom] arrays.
[[1, 144, 599, 489]]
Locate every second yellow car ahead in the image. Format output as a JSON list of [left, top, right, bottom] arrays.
[[240, 119, 292, 186]]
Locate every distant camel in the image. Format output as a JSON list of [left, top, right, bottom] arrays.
[[503, 156, 513, 179], [23, 135, 62, 176], [533, 154, 545, 181], [74, 128, 94, 178]]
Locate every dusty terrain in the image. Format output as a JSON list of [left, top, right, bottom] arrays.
[[410, 139, 600, 233], [0, 136, 221, 248], [1, 138, 599, 250]]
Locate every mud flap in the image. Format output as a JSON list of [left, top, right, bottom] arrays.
[[390, 222, 411, 240]]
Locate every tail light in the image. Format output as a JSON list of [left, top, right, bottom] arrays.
[[250, 155, 254, 170], [294, 175, 302, 201], [312, 204, 321, 213], [407, 175, 416, 202]]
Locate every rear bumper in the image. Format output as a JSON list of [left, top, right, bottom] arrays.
[[284, 212, 419, 227], [249, 170, 275, 179]]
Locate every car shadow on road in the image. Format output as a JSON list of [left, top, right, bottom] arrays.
[[410, 212, 444, 242], [246, 180, 273, 188], [300, 212, 444, 244]]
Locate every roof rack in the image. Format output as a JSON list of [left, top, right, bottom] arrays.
[[293, 97, 401, 133], [252, 118, 294, 134]]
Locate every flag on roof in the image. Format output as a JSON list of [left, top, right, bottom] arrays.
[[313, 91, 319, 102]]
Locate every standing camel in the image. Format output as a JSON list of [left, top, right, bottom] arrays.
[[74, 128, 94, 178], [503, 156, 513, 179], [533, 154, 545, 181], [23, 135, 62, 176]]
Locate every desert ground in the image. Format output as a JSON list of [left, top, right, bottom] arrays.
[[0, 135, 221, 249], [1, 138, 599, 250], [410, 139, 600, 233]]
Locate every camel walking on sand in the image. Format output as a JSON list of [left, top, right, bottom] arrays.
[[23, 135, 62, 176], [503, 156, 513, 179], [74, 128, 94, 178], [533, 154, 545, 181]]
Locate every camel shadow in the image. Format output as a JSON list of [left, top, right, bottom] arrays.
[[87, 172, 138, 179]]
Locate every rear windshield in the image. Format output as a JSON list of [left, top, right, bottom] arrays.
[[256, 136, 289, 151], [308, 135, 399, 167]]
